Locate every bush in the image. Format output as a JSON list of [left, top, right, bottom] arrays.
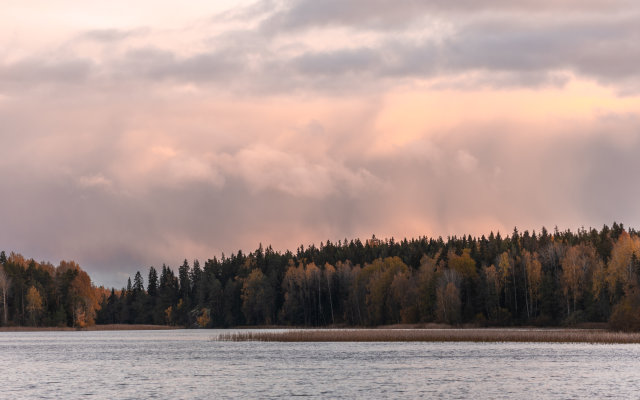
[[609, 297, 640, 332]]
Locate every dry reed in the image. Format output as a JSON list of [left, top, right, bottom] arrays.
[[215, 329, 640, 344]]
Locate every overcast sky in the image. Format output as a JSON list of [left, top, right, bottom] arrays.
[[2, 0, 640, 287]]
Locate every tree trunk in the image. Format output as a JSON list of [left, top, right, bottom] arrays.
[[512, 271, 518, 316], [327, 274, 335, 325], [2, 290, 6, 325], [523, 263, 530, 319]]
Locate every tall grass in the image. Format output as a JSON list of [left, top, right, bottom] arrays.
[[216, 329, 640, 344]]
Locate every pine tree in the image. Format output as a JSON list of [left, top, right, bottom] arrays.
[[147, 267, 158, 297]]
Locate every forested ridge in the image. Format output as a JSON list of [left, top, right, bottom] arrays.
[[4, 222, 640, 330]]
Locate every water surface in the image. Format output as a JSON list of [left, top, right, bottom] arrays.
[[2, 329, 639, 399]]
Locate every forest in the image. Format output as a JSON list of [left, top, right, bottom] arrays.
[[3, 222, 640, 331]]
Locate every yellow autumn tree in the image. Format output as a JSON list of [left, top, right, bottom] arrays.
[[436, 269, 461, 324], [241, 268, 275, 325], [448, 249, 477, 279], [281, 261, 308, 324], [604, 232, 640, 331], [560, 246, 584, 315], [497, 252, 513, 309], [68, 268, 100, 327], [605, 231, 640, 299], [389, 270, 419, 323], [26, 286, 43, 326], [359, 257, 410, 325], [522, 250, 542, 318]]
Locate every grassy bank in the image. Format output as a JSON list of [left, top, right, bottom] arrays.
[[216, 328, 640, 344], [0, 324, 176, 332]]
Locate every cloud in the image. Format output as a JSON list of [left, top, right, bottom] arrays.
[[267, 12, 640, 91], [291, 48, 380, 77], [0, 58, 93, 86], [2, 2, 640, 95], [455, 150, 478, 173], [115, 47, 246, 83], [78, 174, 113, 190], [79, 28, 146, 42], [219, 144, 379, 198], [260, 0, 634, 33]]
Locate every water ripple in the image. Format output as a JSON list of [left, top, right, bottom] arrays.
[[2, 330, 640, 398]]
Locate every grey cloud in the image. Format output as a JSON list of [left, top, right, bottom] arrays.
[[212, 0, 278, 23], [3, 5, 639, 95], [226, 0, 635, 92], [260, 0, 428, 32], [291, 48, 380, 76], [116, 47, 246, 83], [0, 58, 92, 86], [79, 28, 146, 42], [428, 71, 570, 91], [446, 15, 640, 79], [259, 12, 640, 91], [260, 0, 634, 33]]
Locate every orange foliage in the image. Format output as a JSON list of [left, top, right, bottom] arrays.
[[196, 308, 211, 328], [68, 266, 101, 327]]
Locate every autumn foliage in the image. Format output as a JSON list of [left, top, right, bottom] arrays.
[[0, 253, 103, 327], [5, 222, 640, 331]]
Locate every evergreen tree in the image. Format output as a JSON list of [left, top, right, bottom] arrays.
[[133, 271, 144, 293], [147, 267, 158, 298]]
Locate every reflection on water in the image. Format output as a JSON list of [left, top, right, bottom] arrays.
[[2, 329, 640, 399]]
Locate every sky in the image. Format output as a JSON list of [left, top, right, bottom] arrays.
[[2, 0, 640, 287]]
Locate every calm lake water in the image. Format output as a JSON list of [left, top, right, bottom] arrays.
[[2, 329, 640, 399]]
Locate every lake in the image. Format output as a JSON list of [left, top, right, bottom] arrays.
[[2, 329, 640, 399]]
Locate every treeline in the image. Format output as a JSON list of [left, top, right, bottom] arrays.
[[0, 252, 104, 327], [95, 222, 640, 331], [3, 223, 640, 330]]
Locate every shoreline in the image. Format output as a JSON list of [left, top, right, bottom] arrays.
[[5, 324, 638, 344], [0, 322, 610, 332], [0, 324, 177, 332]]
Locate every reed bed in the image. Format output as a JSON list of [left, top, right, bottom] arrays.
[[216, 329, 640, 344]]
